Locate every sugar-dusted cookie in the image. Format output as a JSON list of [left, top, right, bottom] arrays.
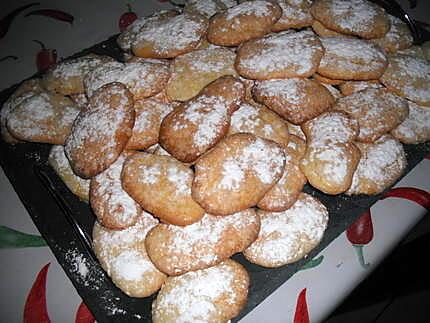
[[192, 133, 285, 215], [65, 83, 135, 179], [185, 0, 237, 18], [311, 19, 343, 37], [244, 193, 328, 267], [347, 135, 406, 195], [152, 259, 249, 323], [228, 102, 290, 147], [318, 37, 388, 81], [300, 111, 361, 194], [380, 54, 430, 107], [257, 135, 307, 211], [42, 54, 114, 95], [48, 145, 90, 202], [84, 60, 170, 100], [166, 47, 237, 102], [6, 91, 80, 145], [145, 209, 260, 276], [236, 30, 324, 80], [207, 0, 282, 46], [126, 98, 174, 150], [397, 45, 427, 60], [92, 212, 166, 297], [310, 0, 390, 39], [391, 101, 430, 144], [334, 88, 409, 143], [253, 78, 334, 124], [121, 152, 205, 226], [90, 152, 142, 230], [338, 80, 383, 96], [160, 76, 244, 163], [271, 0, 313, 31], [132, 12, 208, 58], [371, 15, 413, 54]]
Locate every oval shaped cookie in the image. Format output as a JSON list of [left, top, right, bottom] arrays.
[[65, 82, 135, 179], [244, 193, 328, 267], [145, 209, 260, 276], [192, 133, 285, 215], [391, 101, 430, 144], [271, 0, 313, 32], [121, 152, 205, 226]]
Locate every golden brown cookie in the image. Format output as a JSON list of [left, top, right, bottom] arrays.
[[64, 83, 135, 179], [121, 152, 205, 226], [300, 111, 361, 194], [338, 80, 383, 96], [132, 12, 208, 58], [253, 78, 335, 124], [145, 209, 260, 276], [270, 0, 313, 31], [6, 91, 80, 145], [207, 0, 282, 46], [235, 30, 324, 80], [371, 15, 413, 54], [310, 0, 390, 39], [317, 36, 388, 80], [152, 259, 249, 323], [244, 193, 328, 267], [334, 88, 409, 143], [159, 76, 244, 163], [391, 101, 430, 144], [192, 133, 285, 215], [380, 54, 430, 107], [347, 135, 406, 195], [48, 145, 90, 202], [185, 0, 237, 18], [311, 19, 343, 37], [166, 47, 237, 102], [92, 212, 166, 298]]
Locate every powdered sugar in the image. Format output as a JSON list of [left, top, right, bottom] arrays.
[[138, 164, 161, 184], [226, 1, 274, 20], [111, 249, 156, 281], [167, 166, 192, 195], [255, 79, 303, 105]]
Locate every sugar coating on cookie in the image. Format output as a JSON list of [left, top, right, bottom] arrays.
[[271, 0, 313, 31], [152, 260, 249, 323], [338, 80, 383, 96], [244, 193, 328, 267], [145, 209, 260, 276], [235, 30, 324, 80], [371, 15, 413, 54], [347, 135, 407, 195], [397, 45, 427, 60], [185, 0, 237, 18], [391, 101, 430, 144]]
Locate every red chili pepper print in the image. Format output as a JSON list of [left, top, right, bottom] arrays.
[[25, 9, 74, 25], [33, 40, 57, 72], [294, 288, 310, 323], [23, 263, 51, 323], [347, 209, 373, 269], [75, 301, 95, 323], [0, 3, 40, 39], [383, 187, 430, 210], [119, 4, 138, 32]]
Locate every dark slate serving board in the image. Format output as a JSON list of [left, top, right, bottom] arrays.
[[1, 34, 429, 323]]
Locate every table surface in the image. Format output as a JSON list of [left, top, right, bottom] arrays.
[[0, 1, 429, 322]]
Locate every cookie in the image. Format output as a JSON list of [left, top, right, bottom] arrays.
[[300, 111, 361, 194], [397, 45, 427, 60], [121, 152, 205, 226], [338, 80, 383, 96], [312, 73, 345, 86], [235, 30, 324, 80], [257, 135, 307, 211], [48, 145, 90, 202], [371, 15, 413, 54], [152, 259, 249, 323], [166, 47, 237, 102], [126, 98, 174, 150], [65, 83, 135, 179], [270, 0, 313, 32], [317, 36, 388, 80], [244, 193, 328, 267], [42, 54, 114, 95], [207, 0, 282, 46], [334, 88, 409, 143], [145, 209, 260, 276], [159, 76, 244, 163], [185, 0, 237, 18], [90, 152, 142, 230], [6, 91, 80, 145], [84, 60, 170, 100], [310, 0, 390, 39], [192, 133, 285, 215], [132, 12, 208, 58], [311, 19, 343, 37], [228, 102, 290, 147], [391, 101, 430, 144], [92, 212, 167, 297], [252, 78, 335, 124], [380, 54, 430, 107], [347, 135, 407, 195]]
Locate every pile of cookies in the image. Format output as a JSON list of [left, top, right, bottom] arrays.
[[2, 0, 430, 321]]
